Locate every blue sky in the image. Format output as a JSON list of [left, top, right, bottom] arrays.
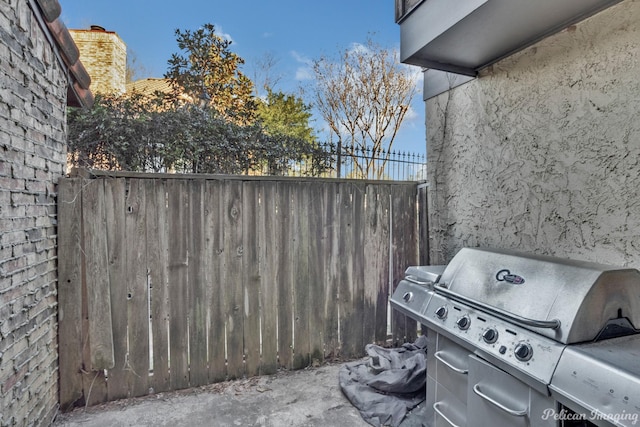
[[58, 0, 426, 154]]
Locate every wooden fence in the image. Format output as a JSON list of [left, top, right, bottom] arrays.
[[57, 171, 425, 409]]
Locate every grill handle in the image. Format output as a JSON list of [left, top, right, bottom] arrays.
[[473, 383, 528, 416], [404, 275, 433, 287], [434, 285, 561, 330], [433, 402, 462, 427], [434, 351, 468, 374]]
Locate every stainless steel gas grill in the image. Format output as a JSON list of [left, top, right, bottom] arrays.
[[391, 247, 640, 427]]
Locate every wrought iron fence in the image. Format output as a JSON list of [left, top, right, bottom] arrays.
[[70, 138, 426, 181], [252, 143, 426, 182]]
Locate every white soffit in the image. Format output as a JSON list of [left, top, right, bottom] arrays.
[[400, 0, 623, 76]]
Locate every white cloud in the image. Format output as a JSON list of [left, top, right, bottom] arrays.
[[291, 50, 311, 65], [404, 104, 419, 122], [347, 42, 370, 55], [295, 67, 313, 81], [291, 50, 313, 81], [213, 24, 234, 43], [406, 64, 424, 96]]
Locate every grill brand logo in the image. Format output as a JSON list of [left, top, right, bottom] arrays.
[[495, 269, 525, 285]]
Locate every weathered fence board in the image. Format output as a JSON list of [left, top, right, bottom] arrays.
[[365, 184, 391, 346], [167, 180, 189, 390], [83, 180, 115, 370], [127, 179, 150, 397], [57, 179, 84, 411], [188, 180, 208, 387], [104, 178, 128, 401], [338, 183, 357, 358], [223, 181, 244, 379], [242, 183, 261, 378], [81, 180, 109, 405], [324, 184, 340, 359], [146, 179, 170, 394], [259, 183, 279, 375], [292, 182, 311, 369], [308, 183, 328, 364], [276, 182, 294, 369], [391, 185, 419, 345], [58, 174, 422, 409], [351, 183, 366, 356], [206, 180, 226, 383]]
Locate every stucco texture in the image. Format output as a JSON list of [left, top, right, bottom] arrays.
[[426, 0, 640, 267]]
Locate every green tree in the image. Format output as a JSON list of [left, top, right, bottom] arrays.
[[255, 88, 323, 175], [67, 92, 332, 176], [67, 92, 186, 172], [256, 88, 315, 143], [165, 23, 256, 125]]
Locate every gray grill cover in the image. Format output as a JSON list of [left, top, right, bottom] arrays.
[[438, 247, 640, 343], [339, 336, 427, 427]]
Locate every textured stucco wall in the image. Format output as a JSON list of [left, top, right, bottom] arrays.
[[426, 0, 640, 267]]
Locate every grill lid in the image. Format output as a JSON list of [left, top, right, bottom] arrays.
[[437, 247, 640, 343]]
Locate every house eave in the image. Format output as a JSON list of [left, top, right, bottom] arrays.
[[29, 0, 94, 108]]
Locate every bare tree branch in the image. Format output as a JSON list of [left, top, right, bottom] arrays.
[[311, 37, 418, 179]]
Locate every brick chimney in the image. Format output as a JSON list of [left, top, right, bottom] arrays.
[[69, 25, 127, 95]]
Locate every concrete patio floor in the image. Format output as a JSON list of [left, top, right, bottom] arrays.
[[52, 362, 372, 427]]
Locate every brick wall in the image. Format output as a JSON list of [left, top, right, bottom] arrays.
[[1, 0, 69, 425]]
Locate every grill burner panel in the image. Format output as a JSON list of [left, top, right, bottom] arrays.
[[425, 292, 565, 394]]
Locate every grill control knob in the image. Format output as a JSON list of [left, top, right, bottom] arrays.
[[482, 328, 498, 344], [456, 316, 470, 330], [402, 292, 413, 303], [514, 342, 533, 362], [435, 306, 448, 319]]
